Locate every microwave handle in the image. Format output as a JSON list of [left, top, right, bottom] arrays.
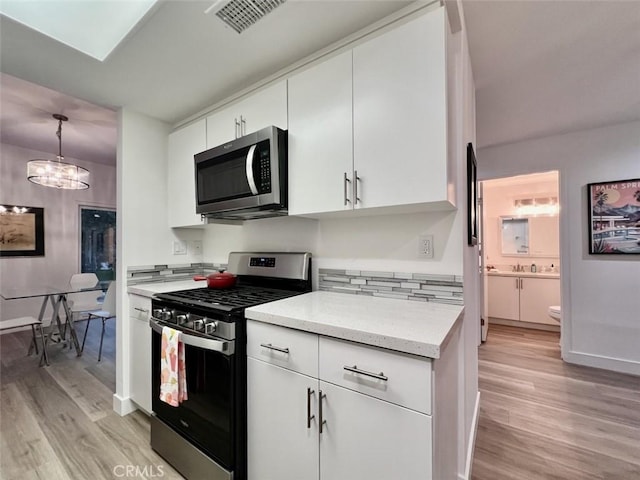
[[245, 144, 259, 195]]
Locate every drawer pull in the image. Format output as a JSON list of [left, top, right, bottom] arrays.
[[260, 343, 290, 354], [306, 387, 315, 429], [134, 307, 149, 313], [319, 390, 327, 434], [344, 365, 388, 382]]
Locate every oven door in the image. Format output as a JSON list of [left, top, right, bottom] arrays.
[[150, 319, 236, 470]]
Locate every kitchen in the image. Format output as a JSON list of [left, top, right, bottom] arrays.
[[1, 1, 640, 479]]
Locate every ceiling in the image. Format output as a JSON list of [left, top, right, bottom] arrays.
[[1, 0, 639, 167]]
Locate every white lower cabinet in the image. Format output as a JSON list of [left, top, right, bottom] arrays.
[[247, 320, 433, 480], [129, 294, 152, 413], [487, 274, 560, 326], [319, 381, 432, 480], [247, 358, 319, 480]]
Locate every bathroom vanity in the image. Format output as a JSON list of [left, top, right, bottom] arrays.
[[487, 271, 560, 328]]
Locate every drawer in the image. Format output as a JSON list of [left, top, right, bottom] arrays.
[[247, 320, 318, 378], [129, 294, 151, 322], [319, 336, 431, 414]]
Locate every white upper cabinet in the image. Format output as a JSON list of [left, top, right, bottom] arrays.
[[288, 51, 353, 215], [353, 8, 449, 211], [288, 7, 453, 217], [167, 119, 207, 228], [206, 80, 288, 148]]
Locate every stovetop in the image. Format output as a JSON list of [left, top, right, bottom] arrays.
[[155, 285, 305, 312]]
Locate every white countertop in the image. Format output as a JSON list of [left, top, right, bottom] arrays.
[[245, 291, 464, 359], [127, 279, 206, 298], [487, 270, 559, 279]]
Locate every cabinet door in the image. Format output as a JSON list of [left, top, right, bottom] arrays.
[[487, 275, 520, 321], [353, 8, 447, 210], [247, 358, 319, 480], [206, 81, 288, 148], [205, 105, 237, 148], [235, 80, 288, 136], [129, 295, 152, 413], [520, 277, 560, 325], [167, 120, 206, 228], [319, 381, 432, 480], [288, 52, 353, 215]]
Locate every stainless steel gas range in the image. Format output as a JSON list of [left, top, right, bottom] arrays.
[[149, 252, 312, 480]]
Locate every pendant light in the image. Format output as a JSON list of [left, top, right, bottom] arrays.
[[27, 114, 90, 190]]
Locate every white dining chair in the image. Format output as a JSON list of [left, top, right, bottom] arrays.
[[81, 281, 116, 361], [67, 273, 103, 324]]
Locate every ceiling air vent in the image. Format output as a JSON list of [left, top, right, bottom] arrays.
[[206, 0, 287, 34]]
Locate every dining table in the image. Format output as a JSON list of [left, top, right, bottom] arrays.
[[0, 281, 110, 366]]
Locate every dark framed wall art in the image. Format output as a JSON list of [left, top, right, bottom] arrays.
[[0, 205, 45, 257], [587, 178, 640, 254], [467, 142, 478, 246]]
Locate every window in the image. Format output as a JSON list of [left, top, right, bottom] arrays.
[[80, 207, 116, 281]]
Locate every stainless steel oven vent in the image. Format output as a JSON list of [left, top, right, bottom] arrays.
[[210, 0, 287, 34]]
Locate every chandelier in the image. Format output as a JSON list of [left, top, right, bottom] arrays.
[[27, 114, 90, 190]]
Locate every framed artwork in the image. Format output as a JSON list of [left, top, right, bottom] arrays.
[[0, 206, 45, 257], [588, 179, 640, 254], [467, 142, 478, 246]]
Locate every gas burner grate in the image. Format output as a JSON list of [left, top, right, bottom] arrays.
[[160, 286, 300, 310]]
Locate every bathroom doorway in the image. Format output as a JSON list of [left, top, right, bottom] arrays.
[[480, 171, 561, 342]]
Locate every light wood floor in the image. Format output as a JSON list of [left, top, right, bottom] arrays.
[[0, 320, 183, 480], [472, 324, 640, 480], [3, 322, 639, 479]]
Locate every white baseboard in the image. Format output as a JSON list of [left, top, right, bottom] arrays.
[[563, 351, 640, 376], [113, 393, 137, 416], [459, 391, 481, 480]]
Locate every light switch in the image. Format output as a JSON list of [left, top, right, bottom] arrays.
[[173, 240, 187, 255]]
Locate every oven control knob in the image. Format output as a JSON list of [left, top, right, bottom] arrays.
[[204, 321, 218, 335], [176, 314, 188, 325], [193, 319, 204, 332]]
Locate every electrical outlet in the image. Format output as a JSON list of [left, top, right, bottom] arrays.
[[173, 240, 187, 255], [418, 235, 434, 258], [190, 240, 203, 255]]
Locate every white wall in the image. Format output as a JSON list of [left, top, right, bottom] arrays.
[[453, 7, 480, 478], [116, 109, 171, 414], [0, 143, 116, 323], [202, 210, 463, 284], [479, 121, 640, 375]]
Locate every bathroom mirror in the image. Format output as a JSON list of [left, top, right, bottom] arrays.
[[500, 215, 559, 257], [501, 217, 529, 255]]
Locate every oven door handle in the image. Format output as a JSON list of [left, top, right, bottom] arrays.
[[149, 319, 235, 356]]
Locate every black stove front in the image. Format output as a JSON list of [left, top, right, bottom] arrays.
[[149, 252, 312, 480]]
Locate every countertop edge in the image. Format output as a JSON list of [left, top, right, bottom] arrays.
[[246, 301, 465, 359]]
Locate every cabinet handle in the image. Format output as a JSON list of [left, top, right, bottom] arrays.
[[343, 365, 388, 382], [235, 118, 240, 139], [134, 307, 149, 313], [240, 115, 246, 136], [343, 172, 351, 206], [354, 170, 361, 205], [319, 390, 327, 434], [307, 387, 315, 428], [520, 278, 524, 289], [259, 343, 290, 354], [516, 278, 519, 290]]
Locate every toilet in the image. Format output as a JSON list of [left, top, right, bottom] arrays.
[[548, 305, 561, 323]]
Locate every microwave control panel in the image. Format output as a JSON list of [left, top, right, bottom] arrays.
[[257, 142, 271, 193]]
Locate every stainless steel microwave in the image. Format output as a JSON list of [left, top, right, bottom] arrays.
[[194, 126, 287, 220]]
